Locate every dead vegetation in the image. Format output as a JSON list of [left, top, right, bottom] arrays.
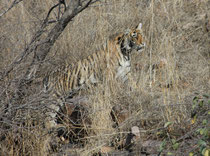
[[0, 0, 209, 155]]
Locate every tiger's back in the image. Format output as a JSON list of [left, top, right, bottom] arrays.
[[44, 39, 121, 97]]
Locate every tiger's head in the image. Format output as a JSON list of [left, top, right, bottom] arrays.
[[118, 23, 145, 55]]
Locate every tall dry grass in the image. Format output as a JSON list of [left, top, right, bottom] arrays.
[[0, 0, 209, 155]]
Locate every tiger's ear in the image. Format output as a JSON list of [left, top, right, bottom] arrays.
[[117, 36, 122, 44], [117, 36, 121, 41], [136, 23, 142, 30]]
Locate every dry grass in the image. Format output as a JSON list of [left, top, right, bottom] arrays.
[[0, 0, 209, 155]]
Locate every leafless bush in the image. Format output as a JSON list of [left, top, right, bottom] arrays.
[[0, 0, 209, 155]]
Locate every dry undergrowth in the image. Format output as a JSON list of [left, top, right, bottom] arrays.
[[0, 0, 209, 155]]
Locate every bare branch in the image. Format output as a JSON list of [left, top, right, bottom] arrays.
[[26, 0, 96, 78], [0, 0, 99, 81], [0, 0, 100, 104], [0, 0, 23, 18], [58, 0, 67, 20]]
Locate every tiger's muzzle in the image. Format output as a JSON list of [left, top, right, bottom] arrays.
[[136, 42, 145, 52]]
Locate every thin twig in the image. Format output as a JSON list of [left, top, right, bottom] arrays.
[[0, 0, 23, 18]]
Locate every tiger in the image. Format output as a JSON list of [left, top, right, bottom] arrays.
[[43, 23, 145, 129]]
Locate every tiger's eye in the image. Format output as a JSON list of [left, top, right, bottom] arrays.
[[132, 32, 137, 37]]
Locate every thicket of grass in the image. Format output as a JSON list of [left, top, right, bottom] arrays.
[[0, 0, 209, 155]]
